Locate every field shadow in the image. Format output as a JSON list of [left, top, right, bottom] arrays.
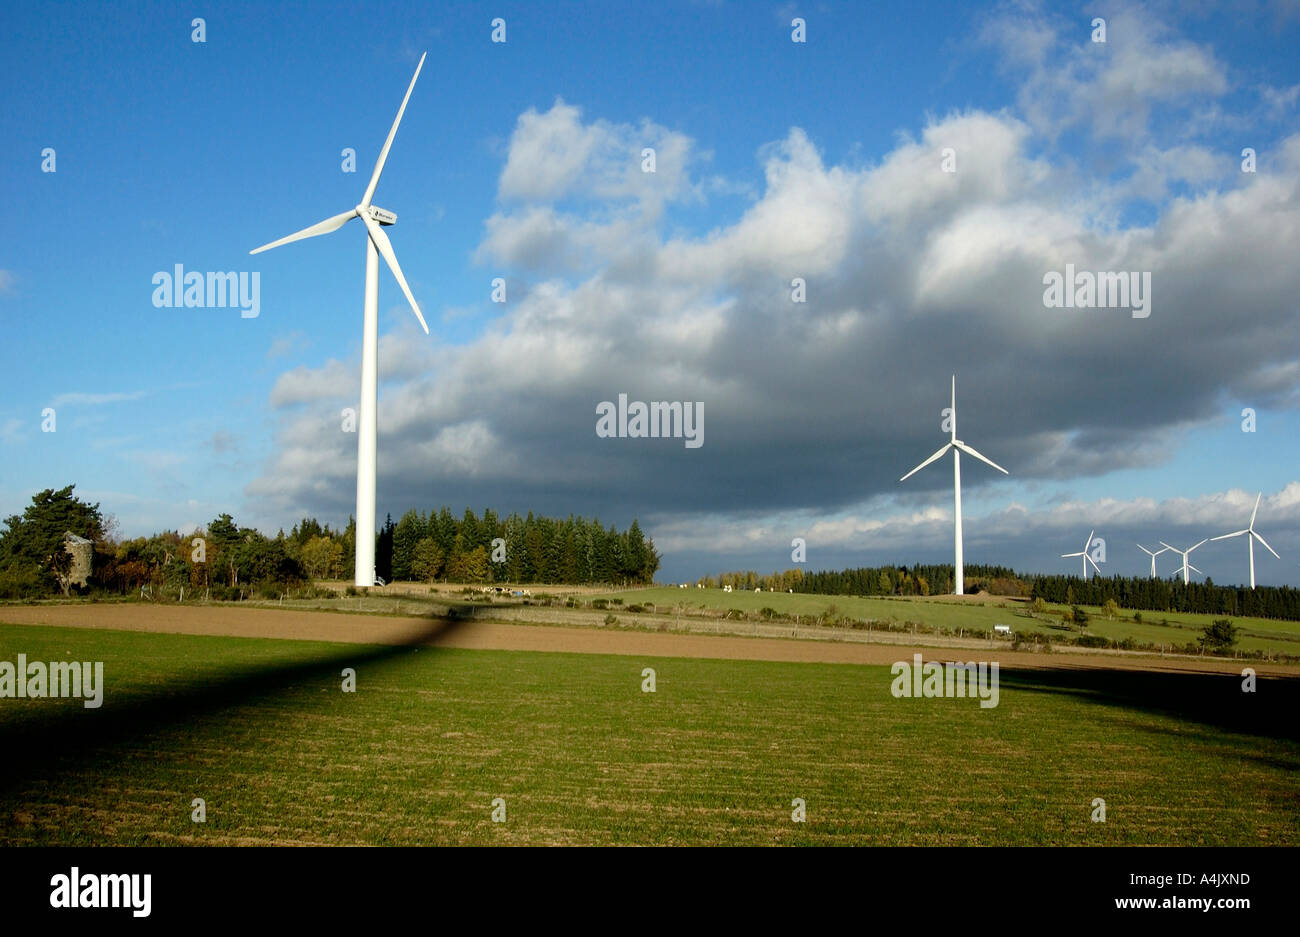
[[0, 615, 468, 800], [998, 666, 1300, 746]]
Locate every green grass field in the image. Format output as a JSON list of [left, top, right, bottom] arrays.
[[600, 586, 1300, 655], [2, 622, 1297, 845]]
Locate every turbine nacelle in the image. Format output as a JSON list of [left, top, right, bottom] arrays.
[[365, 205, 397, 226]]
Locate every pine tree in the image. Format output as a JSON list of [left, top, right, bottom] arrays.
[[376, 514, 395, 582]]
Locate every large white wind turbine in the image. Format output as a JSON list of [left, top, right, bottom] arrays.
[[1136, 543, 1169, 578], [899, 376, 1009, 595], [1210, 492, 1279, 590], [1160, 539, 1207, 586], [251, 53, 430, 587], [1061, 530, 1103, 579]]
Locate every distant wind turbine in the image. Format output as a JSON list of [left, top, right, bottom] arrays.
[[1136, 543, 1169, 578], [1210, 492, 1279, 589], [1061, 530, 1102, 579], [1160, 540, 1208, 586], [251, 53, 430, 587], [899, 375, 1009, 595]]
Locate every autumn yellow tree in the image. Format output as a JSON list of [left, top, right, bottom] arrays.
[[410, 538, 444, 582], [300, 535, 342, 580]]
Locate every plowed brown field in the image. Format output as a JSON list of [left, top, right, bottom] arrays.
[[2, 603, 1292, 676]]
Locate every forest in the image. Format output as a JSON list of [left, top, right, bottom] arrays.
[[0, 486, 659, 598]]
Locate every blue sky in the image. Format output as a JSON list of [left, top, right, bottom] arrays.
[[2, 0, 1299, 585]]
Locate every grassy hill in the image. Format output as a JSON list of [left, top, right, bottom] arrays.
[[596, 586, 1300, 657]]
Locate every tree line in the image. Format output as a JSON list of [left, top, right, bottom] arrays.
[[0, 485, 659, 599], [374, 507, 659, 586], [707, 564, 1025, 598], [711, 563, 1300, 621], [1029, 573, 1300, 621]]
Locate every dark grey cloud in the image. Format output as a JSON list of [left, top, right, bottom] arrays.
[[245, 22, 1300, 580]]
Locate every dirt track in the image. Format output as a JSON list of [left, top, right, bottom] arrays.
[[0, 603, 1293, 676]]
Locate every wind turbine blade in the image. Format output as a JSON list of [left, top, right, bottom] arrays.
[[1158, 542, 1178, 553], [250, 209, 356, 254], [1137, 543, 1153, 556], [952, 441, 1008, 474], [1253, 531, 1280, 559], [361, 52, 427, 208], [1211, 530, 1247, 541], [362, 215, 429, 334], [1188, 539, 1208, 553], [1250, 492, 1261, 529], [1187, 564, 1202, 575], [1061, 550, 1085, 558], [950, 375, 956, 441], [899, 444, 952, 482], [1086, 554, 1103, 573]]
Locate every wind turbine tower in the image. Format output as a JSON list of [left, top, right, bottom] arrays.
[[899, 376, 1009, 595], [1061, 530, 1103, 579], [251, 54, 430, 587], [1210, 493, 1279, 589], [1137, 543, 1169, 578], [1161, 540, 1208, 586]]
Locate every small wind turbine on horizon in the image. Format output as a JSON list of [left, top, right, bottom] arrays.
[[1210, 492, 1279, 590], [1161, 539, 1207, 586], [250, 53, 430, 587], [1136, 543, 1169, 578], [899, 375, 1009, 596], [1061, 529, 1102, 579]]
